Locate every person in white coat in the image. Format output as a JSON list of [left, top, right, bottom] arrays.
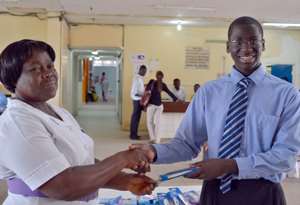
[[0, 39, 155, 205]]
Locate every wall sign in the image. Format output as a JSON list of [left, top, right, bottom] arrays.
[[185, 47, 209, 69]]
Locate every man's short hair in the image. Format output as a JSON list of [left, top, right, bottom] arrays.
[[228, 16, 264, 39], [139, 65, 147, 71]]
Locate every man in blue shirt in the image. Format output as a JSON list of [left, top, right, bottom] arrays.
[[131, 16, 300, 205]]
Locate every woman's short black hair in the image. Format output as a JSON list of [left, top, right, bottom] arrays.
[[0, 39, 56, 93], [156, 70, 164, 77]]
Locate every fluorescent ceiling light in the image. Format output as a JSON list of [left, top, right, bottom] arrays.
[[91, 50, 98, 55], [177, 24, 182, 31], [152, 5, 215, 12], [263, 23, 300, 28], [170, 20, 188, 25]]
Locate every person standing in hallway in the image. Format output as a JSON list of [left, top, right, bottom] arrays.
[[146, 71, 177, 144], [131, 16, 300, 205], [100, 72, 109, 102], [129, 65, 147, 140], [170, 78, 186, 101], [0, 39, 156, 205]]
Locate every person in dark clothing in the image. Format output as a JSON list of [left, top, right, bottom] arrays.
[[145, 71, 177, 143], [129, 65, 147, 140]]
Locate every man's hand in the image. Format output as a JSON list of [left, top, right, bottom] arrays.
[[119, 149, 151, 173], [129, 144, 156, 163], [126, 174, 157, 196], [185, 159, 238, 180]]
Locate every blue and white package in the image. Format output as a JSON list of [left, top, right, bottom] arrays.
[[157, 193, 169, 205], [159, 167, 200, 182], [168, 188, 188, 205], [183, 191, 200, 205]]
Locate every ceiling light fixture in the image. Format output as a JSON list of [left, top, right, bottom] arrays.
[[263, 23, 300, 28], [177, 22, 182, 31], [152, 5, 215, 12], [91, 50, 98, 55]]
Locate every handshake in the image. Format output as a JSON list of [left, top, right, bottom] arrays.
[[115, 143, 237, 196], [115, 144, 156, 196], [116, 144, 201, 196]]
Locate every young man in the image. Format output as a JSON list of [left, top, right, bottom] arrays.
[[170, 78, 186, 101], [131, 16, 300, 205], [129, 65, 147, 140]]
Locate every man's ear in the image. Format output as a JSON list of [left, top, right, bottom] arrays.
[[262, 39, 265, 51], [226, 41, 230, 53]]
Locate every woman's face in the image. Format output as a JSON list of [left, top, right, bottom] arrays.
[[14, 50, 58, 103], [156, 73, 164, 81]]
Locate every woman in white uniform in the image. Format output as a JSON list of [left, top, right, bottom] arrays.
[[0, 39, 155, 205]]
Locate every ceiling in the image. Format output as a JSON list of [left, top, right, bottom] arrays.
[[0, 0, 300, 27]]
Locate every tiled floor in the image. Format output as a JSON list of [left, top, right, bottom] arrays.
[[0, 108, 299, 204]]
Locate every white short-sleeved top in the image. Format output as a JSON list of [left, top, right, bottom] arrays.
[[0, 99, 97, 205]]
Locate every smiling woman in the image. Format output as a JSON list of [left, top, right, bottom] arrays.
[[0, 39, 156, 205]]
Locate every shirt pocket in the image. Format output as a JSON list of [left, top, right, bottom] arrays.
[[246, 112, 280, 153]]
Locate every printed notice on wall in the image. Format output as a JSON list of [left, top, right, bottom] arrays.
[[185, 47, 209, 69]]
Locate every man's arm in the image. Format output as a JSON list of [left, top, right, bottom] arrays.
[[130, 87, 208, 164]]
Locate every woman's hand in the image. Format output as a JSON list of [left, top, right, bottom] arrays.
[[126, 174, 157, 196], [185, 159, 238, 180]]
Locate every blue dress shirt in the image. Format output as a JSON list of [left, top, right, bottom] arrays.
[[153, 65, 300, 183]]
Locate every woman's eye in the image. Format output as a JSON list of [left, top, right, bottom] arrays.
[[30, 66, 41, 72], [47, 64, 54, 69]]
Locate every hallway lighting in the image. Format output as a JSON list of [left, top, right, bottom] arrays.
[[91, 50, 98, 55], [177, 23, 182, 31], [263, 23, 300, 28], [93, 60, 117, 67]]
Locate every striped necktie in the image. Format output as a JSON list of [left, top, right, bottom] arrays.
[[218, 77, 251, 194]]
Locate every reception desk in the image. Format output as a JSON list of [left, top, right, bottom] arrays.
[[159, 102, 189, 139]]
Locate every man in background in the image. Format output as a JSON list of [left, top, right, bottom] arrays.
[[129, 65, 147, 140], [100, 72, 109, 102], [171, 78, 186, 101]]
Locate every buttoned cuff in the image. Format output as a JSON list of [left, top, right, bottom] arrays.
[[234, 157, 255, 179]]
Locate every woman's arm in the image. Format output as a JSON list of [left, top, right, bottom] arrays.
[[163, 83, 177, 101], [104, 172, 156, 196], [39, 149, 150, 201]]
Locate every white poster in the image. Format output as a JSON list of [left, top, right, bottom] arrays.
[[185, 47, 210, 69], [131, 53, 147, 74], [148, 58, 160, 72]]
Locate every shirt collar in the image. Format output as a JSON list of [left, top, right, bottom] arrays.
[[136, 74, 144, 79], [229, 64, 266, 85]]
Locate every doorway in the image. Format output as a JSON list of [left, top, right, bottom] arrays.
[[70, 48, 122, 120]]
